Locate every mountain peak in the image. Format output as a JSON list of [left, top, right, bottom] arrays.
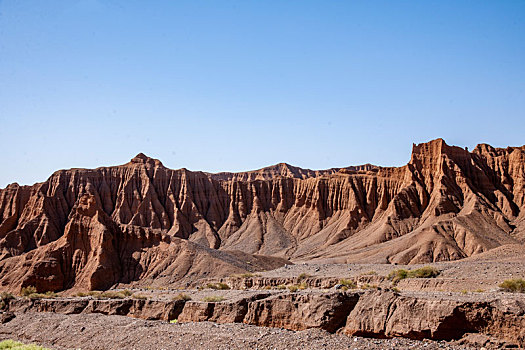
[[130, 153, 164, 167], [411, 138, 447, 154]]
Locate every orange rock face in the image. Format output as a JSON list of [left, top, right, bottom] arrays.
[[1, 139, 525, 292]]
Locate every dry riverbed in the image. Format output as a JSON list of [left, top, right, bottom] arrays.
[[0, 312, 479, 350]]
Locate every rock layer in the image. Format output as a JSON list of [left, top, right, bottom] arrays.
[[4, 290, 525, 347], [1, 139, 525, 291]]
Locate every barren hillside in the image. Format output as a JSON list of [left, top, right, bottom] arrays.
[[1, 138, 524, 292]]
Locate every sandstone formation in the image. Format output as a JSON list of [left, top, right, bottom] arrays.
[[1, 139, 525, 292], [344, 290, 525, 346], [0, 190, 287, 293]]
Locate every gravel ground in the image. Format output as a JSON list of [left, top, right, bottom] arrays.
[[260, 260, 525, 280], [0, 312, 476, 350], [105, 257, 525, 300], [252, 258, 525, 292], [3, 249, 525, 349]]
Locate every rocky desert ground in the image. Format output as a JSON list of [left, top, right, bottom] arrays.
[[2, 257, 525, 349], [2, 139, 525, 349]]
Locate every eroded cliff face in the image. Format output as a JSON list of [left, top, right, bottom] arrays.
[[0, 139, 524, 291], [0, 187, 287, 293], [5, 290, 525, 347]]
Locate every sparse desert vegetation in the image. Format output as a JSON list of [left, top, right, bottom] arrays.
[[388, 266, 440, 284], [287, 283, 307, 292], [132, 293, 149, 300], [204, 283, 230, 290], [499, 279, 525, 293], [202, 296, 225, 302], [0, 291, 14, 310], [27, 291, 57, 299], [339, 279, 357, 290], [73, 290, 132, 299], [19, 286, 37, 297], [362, 283, 379, 290], [297, 273, 311, 281], [231, 273, 260, 278], [361, 270, 377, 276], [287, 285, 299, 292], [19, 287, 57, 299], [173, 293, 192, 301], [0, 340, 51, 350]]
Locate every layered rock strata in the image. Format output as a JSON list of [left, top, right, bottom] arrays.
[[3, 290, 525, 347], [1, 139, 525, 292]]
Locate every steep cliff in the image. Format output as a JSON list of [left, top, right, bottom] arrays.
[[1, 139, 524, 291]]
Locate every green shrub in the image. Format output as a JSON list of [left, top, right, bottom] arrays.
[[388, 266, 440, 285], [203, 296, 224, 302], [0, 339, 51, 350], [387, 269, 409, 284], [0, 291, 14, 301], [82, 290, 129, 299], [216, 282, 230, 290], [132, 293, 148, 300], [0, 292, 14, 310], [120, 289, 132, 297], [298, 273, 311, 281], [205, 283, 230, 290], [27, 291, 57, 299], [173, 293, 191, 301], [20, 286, 37, 297], [339, 279, 357, 289], [362, 283, 378, 290], [87, 291, 102, 298], [232, 273, 256, 278], [361, 270, 377, 276], [276, 284, 286, 290], [169, 319, 178, 324], [499, 279, 525, 293], [287, 285, 299, 292], [408, 266, 440, 278]]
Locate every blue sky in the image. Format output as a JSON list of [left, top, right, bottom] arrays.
[[1, 1, 524, 187]]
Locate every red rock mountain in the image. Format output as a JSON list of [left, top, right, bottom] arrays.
[[1, 139, 524, 292]]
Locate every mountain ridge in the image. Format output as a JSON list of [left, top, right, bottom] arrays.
[[1, 138, 524, 292]]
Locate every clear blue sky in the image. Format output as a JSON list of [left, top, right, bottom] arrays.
[[1, 1, 524, 187]]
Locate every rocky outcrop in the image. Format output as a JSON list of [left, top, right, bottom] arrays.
[[5, 290, 525, 347], [178, 292, 271, 323], [217, 276, 342, 290], [243, 291, 359, 332], [209, 275, 386, 290], [6, 297, 185, 321], [344, 291, 525, 346], [1, 139, 525, 292]]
